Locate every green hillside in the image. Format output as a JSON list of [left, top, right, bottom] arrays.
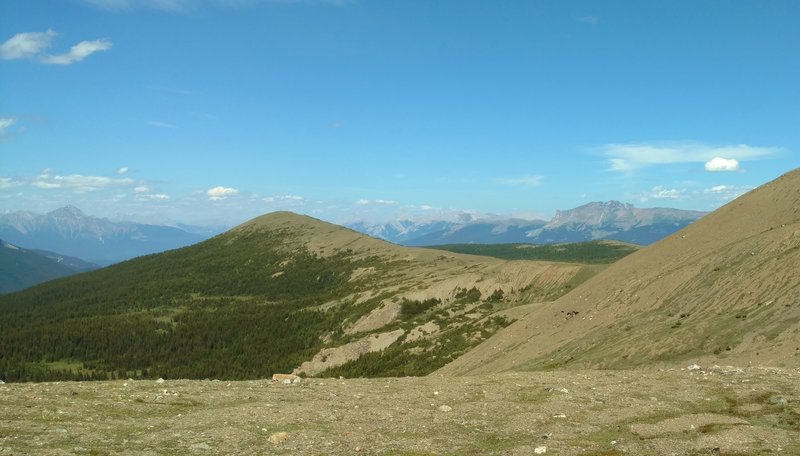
[[425, 240, 639, 264], [0, 212, 595, 383]]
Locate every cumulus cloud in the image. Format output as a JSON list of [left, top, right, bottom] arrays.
[[41, 38, 112, 64], [0, 30, 55, 60], [263, 195, 304, 204], [495, 175, 543, 187], [704, 157, 740, 172], [603, 142, 778, 172], [117, 166, 129, 175], [134, 185, 150, 193], [207, 186, 239, 200]]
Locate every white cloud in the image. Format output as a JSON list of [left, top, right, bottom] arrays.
[[649, 186, 683, 199], [32, 173, 134, 192], [134, 185, 150, 193], [147, 120, 177, 129], [354, 198, 398, 206], [0, 177, 22, 189], [1, 30, 111, 65], [703, 184, 753, 200], [41, 39, 112, 65], [704, 157, 740, 172], [420, 205, 434, 211], [207, 186, 239, 200], [0, 30, 55, 60], [495, 175, 543, 187], [264, 195, 304, 204], [117, 166, 129, 175], [136, 193, 170, 201], [603, 142, 778, 172], [0, 117, 17, 136]]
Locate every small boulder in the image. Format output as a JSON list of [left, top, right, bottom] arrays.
[[155, 378, 165, 384], [438, 405, 453, 412], [534, 446, 547, 454], [268, 432, 289, 445]]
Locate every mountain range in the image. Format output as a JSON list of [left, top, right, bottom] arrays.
[[346, 201, 707, 246], [3, 169, 797, 383], [0, 206, 208, 265]]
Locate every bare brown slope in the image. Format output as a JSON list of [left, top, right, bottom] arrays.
[[440, 169, 800, 375]]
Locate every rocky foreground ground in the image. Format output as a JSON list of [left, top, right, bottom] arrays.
[[1, 366, 798, 455]]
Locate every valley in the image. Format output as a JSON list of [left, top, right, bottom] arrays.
[[0, 212, 620, 382]]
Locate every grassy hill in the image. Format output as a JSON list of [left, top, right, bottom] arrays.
[[440, 168, 800, 375], [425, 240, 639, 264], [0, 212, 608, 382]]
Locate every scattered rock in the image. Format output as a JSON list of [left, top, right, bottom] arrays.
[[268, 432, 289, 445], [292, 377, 303, 384], [438, 405, 453, 412], [688, 364, 701, 371], [155, 378, 165, 384], [534, 445, 547, 454], [552, 413, 567, 419]]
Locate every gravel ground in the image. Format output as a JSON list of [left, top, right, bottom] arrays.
[[1, 366, 798, 455]]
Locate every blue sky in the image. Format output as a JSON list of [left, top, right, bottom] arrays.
[[1, 0, 798, 226]]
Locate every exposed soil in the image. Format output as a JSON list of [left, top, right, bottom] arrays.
[[2, 366, 798, 455]]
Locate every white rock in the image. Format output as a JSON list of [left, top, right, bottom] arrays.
[[155, 378, 165, 384], [438, 405, 453, 412], [688, 364, 701, 371], [191, 443, 211, 451], [534, 446, 547, 454], [552, 413, 567, 418]]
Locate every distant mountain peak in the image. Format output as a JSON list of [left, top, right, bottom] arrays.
[[48, 205, 85, 218]]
